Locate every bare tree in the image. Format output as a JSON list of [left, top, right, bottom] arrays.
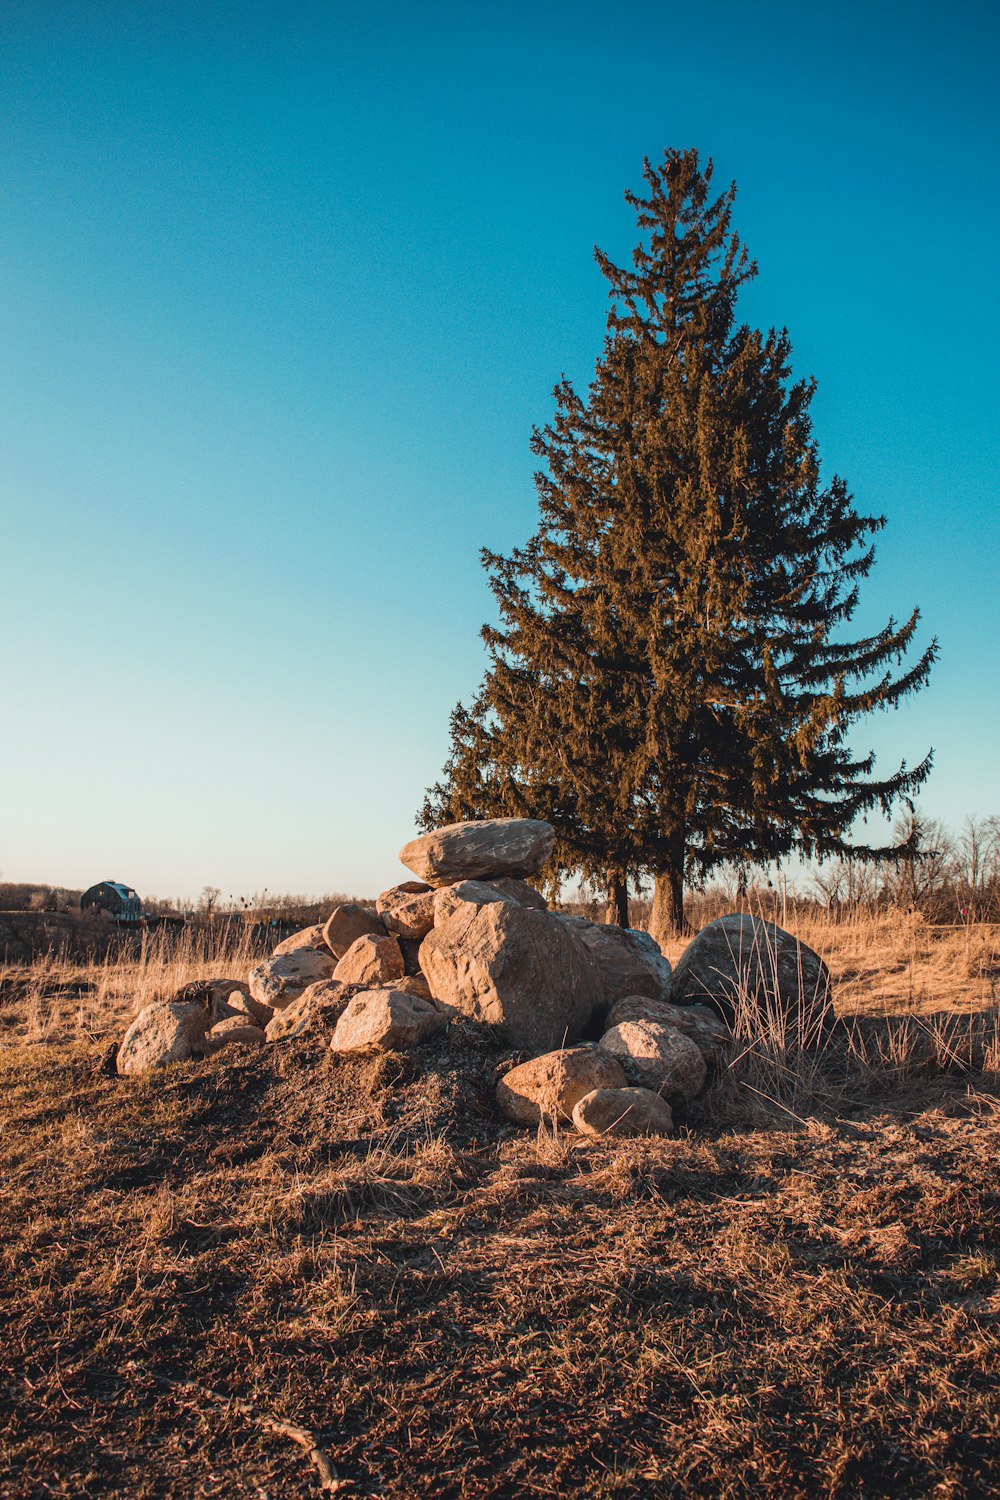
[[199, 886, 222, 920], [884, 805, 954, 920], [951, 816, 1000, 921]]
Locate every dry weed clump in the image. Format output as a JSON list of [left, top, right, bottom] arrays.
[[2, 916, 1000, 1495]]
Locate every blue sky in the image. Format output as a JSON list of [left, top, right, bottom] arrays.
[[1, 0, 997, 903]]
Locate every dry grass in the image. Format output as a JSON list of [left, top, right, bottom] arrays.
[[1, 925, 267, 1047], [2, 913, 999, 1497]]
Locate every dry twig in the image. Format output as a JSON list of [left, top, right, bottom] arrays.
[[123, 1360, 345, 1493]]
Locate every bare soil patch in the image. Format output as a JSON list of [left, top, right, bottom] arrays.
[[3, 1001, 999, 1497]]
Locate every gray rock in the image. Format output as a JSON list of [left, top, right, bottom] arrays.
[[556, 916, 672, 1015], [419, 899, 602, 1052], [322, 903, 387, 959], [333, 932, 405, 986], [572, 1086, 674, 1137], [376, 883, 437, 941], [496, 1046, 628, 1126], [116, 1000, 212, 1076], [600, 1019, 707, 1106], [399, 818, 555, 887], [669, 914, 834, 1035], [330, 987, 449, 1054], [249, 949, 337, 1011], [605, 995, 730, 1067]]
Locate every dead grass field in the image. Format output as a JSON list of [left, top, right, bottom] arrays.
[[2, 914, 999, 1498]]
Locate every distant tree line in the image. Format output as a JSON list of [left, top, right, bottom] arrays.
[[0, 884, 83, 913], [805, 809, 1000, 924]]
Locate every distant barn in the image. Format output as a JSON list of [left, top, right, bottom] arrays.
[[80, 881, 143, 922]]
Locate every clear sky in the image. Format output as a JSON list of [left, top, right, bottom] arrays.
[[1, 0, 997, 904]]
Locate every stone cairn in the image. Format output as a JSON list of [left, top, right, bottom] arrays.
[[116, 818, 833, 1139]]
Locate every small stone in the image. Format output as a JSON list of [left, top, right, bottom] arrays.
[[398, 937, 424, 976], [333, 933, 405, 986], [330, 988, 449, 1054], [322, 903, 387, 959], [600, 1020, 706, 1106], [496, 1046, 628, 1126], [171, 978, 271, 1027], [391, 973, 434, 1002], [572, 1086, 674, 1137], [223, 989, 274, 1028], [376, 883, 437, 940]]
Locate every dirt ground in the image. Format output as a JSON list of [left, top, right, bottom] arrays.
[[2, 994, 999, 1498]]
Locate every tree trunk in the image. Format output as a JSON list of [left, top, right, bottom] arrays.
[[649, 832, 686, 946], [605, 872, 629, 928]]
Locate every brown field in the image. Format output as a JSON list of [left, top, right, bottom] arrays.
[[2, 914, 999, 1498]]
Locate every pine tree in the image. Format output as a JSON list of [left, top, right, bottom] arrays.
[[421, 149, 937, 935]]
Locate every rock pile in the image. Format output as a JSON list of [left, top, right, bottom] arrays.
[[116, 817, 833, 1139]]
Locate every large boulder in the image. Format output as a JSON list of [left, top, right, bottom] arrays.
[[272, 924, 330, 957], [556, 916, 671, 1014], [322, 903, 387, 959], [399, 818, 555, 887], [264, 979, 352, 1042], [419, 899, 602, 1052], [116, 1000, 212, 1076], [600, 1019, 706, 1106], [496, 1046, 627, 1126], [572, 1087, 675, 1138], [376, 883, 436, 940], [333, 932, 405, 986], [605, 995, 730, 1068], [330, 988, 449, 1055], [249, 949, 337, 1011], [669, 915, 834, 1034]]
